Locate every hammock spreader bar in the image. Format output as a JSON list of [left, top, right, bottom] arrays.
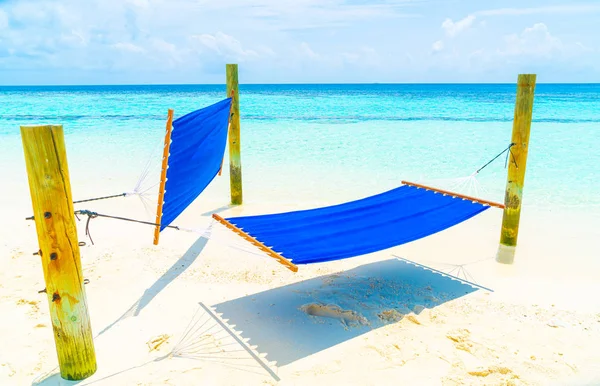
[[401, 181, 505, 209], [212, 214, 299, 272], [214, 181, 503, 271]]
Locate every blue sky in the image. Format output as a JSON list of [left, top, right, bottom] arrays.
[[0, 0, 599, 84]]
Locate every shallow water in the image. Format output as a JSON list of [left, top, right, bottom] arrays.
[[1, 84, 599, 214]]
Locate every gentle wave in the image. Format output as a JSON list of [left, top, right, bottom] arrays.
[[242, 116, 600, 123], [2, 114, 600, 124], [1, 114, 168, 121]]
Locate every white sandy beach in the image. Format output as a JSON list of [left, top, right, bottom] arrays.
[[2, 0, 600, 382], [1, 152, 600, 386]]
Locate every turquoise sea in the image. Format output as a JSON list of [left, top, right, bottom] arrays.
[[1, 84, 599, 216]]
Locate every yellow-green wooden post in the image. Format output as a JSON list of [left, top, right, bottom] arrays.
[[20, 125, 97, 380], [496, 74, 537, 264], [226, 63, 243, 205]]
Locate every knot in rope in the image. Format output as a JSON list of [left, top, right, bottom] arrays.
[[73, 209, 183, 246], [75, 210, 99, 245]]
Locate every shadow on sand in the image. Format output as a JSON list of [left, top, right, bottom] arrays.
[[30, 235, 211, 385], [212, 257, 486, 367], [97, 235, 210, 336], [200, 205, 232, 217], [31, 357, 170, 386]]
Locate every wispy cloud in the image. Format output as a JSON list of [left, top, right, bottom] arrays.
[[0, 0, 599, 83], [500, 23, 563, 57], [476, 4, 600, 16], [442, 15, 476, 37], [438, 3, 600, 42], [0, 9, 7, 29], [186, 0, 423, 30], [112, 42, 145, 53], [190, 32, 260, 61]]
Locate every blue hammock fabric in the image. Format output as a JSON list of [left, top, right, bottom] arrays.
[[160, 98, 232, 231], [224, 184, 490, 265]]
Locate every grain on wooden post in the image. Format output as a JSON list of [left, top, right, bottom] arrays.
[[153, 109, 174, 245], [20, 125, 97, 380], [226, 63, 243, 205], [497, 74, 537, 264]]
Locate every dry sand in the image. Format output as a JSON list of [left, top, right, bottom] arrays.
[[1, 171, 600, 386]]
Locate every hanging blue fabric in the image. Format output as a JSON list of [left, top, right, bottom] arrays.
[[160, 98, 232, 230], [224, 184, 490, 265]]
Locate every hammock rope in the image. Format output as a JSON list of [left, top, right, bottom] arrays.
[[72, 210, 270, 259], [475, 142, 516, 175], [70, 130, 167, 206]]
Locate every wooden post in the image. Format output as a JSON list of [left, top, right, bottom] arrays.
[[226, 64, 243, 205], [20, 125, 97, 380], [153, 109, 174, 245], [497, 74, 536, 264]]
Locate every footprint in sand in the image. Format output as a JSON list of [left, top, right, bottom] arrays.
[[147, 334, 171, 352], [446, 328, 473, 353], [300, 303, 369, 327], [16, 299, 40, 317]]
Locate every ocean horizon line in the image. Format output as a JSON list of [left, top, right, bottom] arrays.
[[2, 82, 600, 88]]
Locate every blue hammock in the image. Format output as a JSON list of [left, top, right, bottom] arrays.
[[215, 184, 495, 269], [155, 98, 500, 270], [160, 98, 232, 231]]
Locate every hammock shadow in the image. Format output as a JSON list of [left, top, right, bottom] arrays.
[[213, 257, 483, 367], [168, 302, 281, 382], [97, 235, 209, 336]]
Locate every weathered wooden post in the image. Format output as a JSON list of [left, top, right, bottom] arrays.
[[21, 125, 97, 380], [226, 63, 243, 205], [496, 74, 536, 264]]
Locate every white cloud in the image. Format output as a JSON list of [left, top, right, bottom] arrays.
[[431, 40, 444, 52], [0, 0, 597, 83], [424, 21, 599, 82], [496, 23, 595, 61], [477, 4, 600, 16], [112, 42, 145, 53], [500, 23, 562, 57], [193, 34, 221, 53], [431, 3, 600, 48], [0, 0, 403, 80], [300, 42, 320, 60], [283, 42, 383, 76], [575, 42, 594, 52], [442, 15, 476, 37], [170, 0, 421, 31], [58, 30, 88, 49], [127, 0, 150, 8], [341, 47, 381, 68], [0, 10, 8, 29], [191, 32, 259, 61]]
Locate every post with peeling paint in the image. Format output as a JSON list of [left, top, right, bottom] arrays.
[[226, 63, 243, 205], [497, 74, 537, 264], [20, 125, 97, 380]]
